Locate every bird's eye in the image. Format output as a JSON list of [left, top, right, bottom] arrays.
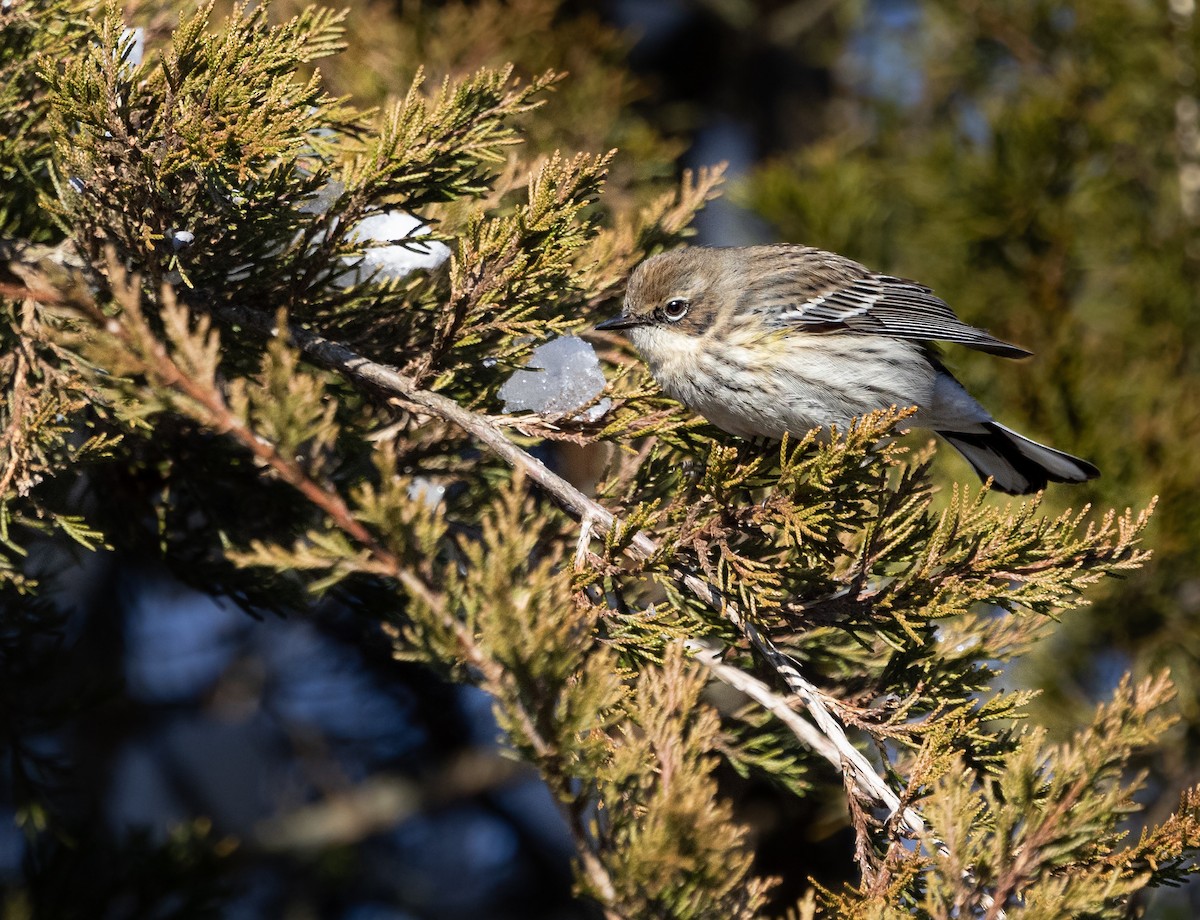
[[663, 298, 691, 322]]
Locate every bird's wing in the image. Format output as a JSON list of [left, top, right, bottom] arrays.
[[766, 265, 1031, 358]]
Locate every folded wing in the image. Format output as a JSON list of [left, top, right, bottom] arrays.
[[764, 260, 1030, 358]]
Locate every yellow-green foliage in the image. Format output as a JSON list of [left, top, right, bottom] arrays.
[[2, 1, 1199, 917], [0, 0, 93, 239]]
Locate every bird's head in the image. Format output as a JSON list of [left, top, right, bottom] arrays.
[[596, 248, 728, 341]]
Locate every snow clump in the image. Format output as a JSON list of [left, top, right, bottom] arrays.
[[498, 336, 610, 422], [344, 211, 451, 283], [298, 181, 451, 286]]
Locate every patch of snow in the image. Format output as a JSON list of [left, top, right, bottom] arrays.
[[121, 27, 144, 67], [498, 336, 610, 422], [340, 211, 451, 285]]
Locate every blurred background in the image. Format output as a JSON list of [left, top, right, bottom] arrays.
[[4, 0, 1200, 916]]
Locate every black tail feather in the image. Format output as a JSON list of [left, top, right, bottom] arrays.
[[938, 422, 1098, 495]]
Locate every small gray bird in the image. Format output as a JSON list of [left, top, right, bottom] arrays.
[[596, 245, 1098, 495]]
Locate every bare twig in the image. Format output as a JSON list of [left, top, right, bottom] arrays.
[[685, 640, 841, 766], [219, 304, 661, 553]]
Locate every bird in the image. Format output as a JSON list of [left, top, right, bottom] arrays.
[[595, 245, 1098, 495]]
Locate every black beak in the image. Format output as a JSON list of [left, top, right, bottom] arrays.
[[595, 314, 642, 332]]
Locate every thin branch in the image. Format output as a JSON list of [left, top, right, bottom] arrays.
[[219, 303, 659, 556], [686, 639, 842, 767], [0, 305, 33, 498], [737, 620, 925, 833]]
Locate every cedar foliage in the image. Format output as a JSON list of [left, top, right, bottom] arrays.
[[1, 1, 1197, 917]]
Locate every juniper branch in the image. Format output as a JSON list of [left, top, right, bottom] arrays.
[[43, 255, 631, 905], [0, 238, 988, 898], [213, 301, 930, 834], [218, 306, 1007, 909]]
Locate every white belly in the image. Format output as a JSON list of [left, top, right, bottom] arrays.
[[628, 326, 978, 439]]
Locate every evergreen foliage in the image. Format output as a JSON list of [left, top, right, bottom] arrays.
[[2, 1, 1198, 916]]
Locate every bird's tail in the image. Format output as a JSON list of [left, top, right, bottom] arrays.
[[938, 422, 1099, 495]]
